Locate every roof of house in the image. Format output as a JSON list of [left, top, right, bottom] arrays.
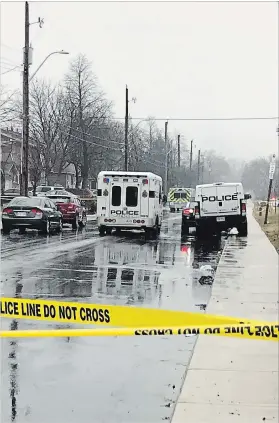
[[51, 163, 75, 175]]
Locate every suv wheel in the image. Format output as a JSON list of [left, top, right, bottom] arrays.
[[79, 214, 87, 228], [72, 215, 79, 230], [56, 219, 63, 233]]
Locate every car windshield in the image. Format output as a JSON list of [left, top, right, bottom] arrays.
[[49, 197, 72, 204], [9, 197, 43, 206], [37, 187, 52, 192]]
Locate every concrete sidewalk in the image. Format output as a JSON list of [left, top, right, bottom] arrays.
[[172, 208, 279, 423]]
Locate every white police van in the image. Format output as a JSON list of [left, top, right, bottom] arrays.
[[194, 182, 250, 237], [97, 171, 163, 237]]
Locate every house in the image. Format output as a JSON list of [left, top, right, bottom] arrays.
[[1, 127, 22, 191], [47, 163, 76, 188], [0, 126, 42, 191]]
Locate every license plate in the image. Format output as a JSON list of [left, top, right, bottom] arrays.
[[216, 217, 225, 222], [16, 212, 27, 217]]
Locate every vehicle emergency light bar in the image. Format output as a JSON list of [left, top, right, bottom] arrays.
[[103, 174, 148, 178]]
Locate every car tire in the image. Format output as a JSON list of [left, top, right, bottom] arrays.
[[72, 215, 79, 230], [19, 227, 26, 235], [2, 224, 11, 234], [106, 227, 112, 235], [41, 219, 50, 235], [238, 221, 248, 237], [56, 219, 63, 233], [115, 228, 121, 235], [79, 214, 87, 228]]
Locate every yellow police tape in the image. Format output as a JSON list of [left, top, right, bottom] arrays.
[[0, 297, 261, 328], [0, 324, 278, 340]]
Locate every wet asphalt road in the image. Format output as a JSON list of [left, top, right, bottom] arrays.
[[1, 213, 226, 423]]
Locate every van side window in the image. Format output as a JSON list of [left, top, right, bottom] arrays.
[[126, 186, 138, 207], [97, 189, 102, 196], [149, 191, 155, 198], [112, 186, 121, 206]]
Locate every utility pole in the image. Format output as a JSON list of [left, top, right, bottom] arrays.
[[197, 149, 201, 185], [189, 139, 193, 171], [201, 156, 204, 184], [177, 134, 181, 167], [264, 154, 276, 224], [21, 1, 30, 196], [164, 121, 168, 195], [124, 85, 129, 171]]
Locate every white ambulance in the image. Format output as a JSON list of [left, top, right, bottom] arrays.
[[96, 171, 163, 237]]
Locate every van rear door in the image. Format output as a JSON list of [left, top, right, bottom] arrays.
[[109, 179, 124, 217], [216, 184, 240, 215], [199, 185, 218, 217], [123, 178, 141, 218]]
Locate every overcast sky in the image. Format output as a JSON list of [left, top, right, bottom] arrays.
[[1, 1, 278, 160]]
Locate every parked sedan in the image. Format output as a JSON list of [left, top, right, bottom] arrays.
[[4, 188, 21, 196], [2, 196, 63, 235], [46, 194, 87, 230], [181, 201, 198, 236]]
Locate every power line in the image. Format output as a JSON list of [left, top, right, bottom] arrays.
[[1, 65, 21, 75], [65, 124, 125, 146], [112, 116, 279, 122]]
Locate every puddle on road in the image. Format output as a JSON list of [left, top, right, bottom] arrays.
[[1, 216, 236, 423]]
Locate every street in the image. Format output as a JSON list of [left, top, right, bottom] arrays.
[[1, 212, 226, 423]]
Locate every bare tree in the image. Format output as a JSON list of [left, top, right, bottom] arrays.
[[29, 80, 70, 183], [64, 54, 112, 188], [0, 85, 19, 124]]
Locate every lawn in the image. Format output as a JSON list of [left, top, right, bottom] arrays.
[[253, 205, 279, 253]]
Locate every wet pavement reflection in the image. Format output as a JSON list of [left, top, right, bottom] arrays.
[[1, 215, 227, 423]]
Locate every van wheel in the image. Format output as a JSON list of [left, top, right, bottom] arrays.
[[238, 221, 248, 237], [115, 228, 121, 235], [99, 226, 106, 236], [106, 228, 112, 235], [196, 225, 203, 239], [145, 228, 152, 239]]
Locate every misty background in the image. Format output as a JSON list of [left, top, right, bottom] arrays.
[[1, 1, 278, 198]]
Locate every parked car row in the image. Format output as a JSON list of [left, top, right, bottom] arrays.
[[1, 192, 87, 235]]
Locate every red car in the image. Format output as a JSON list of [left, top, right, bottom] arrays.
[[47, 193, 87, 229]]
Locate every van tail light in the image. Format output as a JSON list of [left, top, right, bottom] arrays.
[[142, 179, 148, 185], [2, 208, 13, 215], [241, 202, 246, 215]]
